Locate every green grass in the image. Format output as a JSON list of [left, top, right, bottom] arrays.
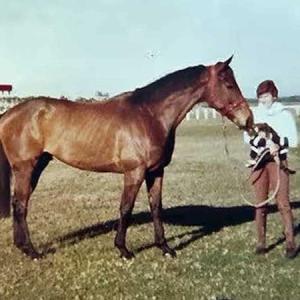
[[0, 119, 300, 300]]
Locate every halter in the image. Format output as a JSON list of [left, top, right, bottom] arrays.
[[218, 99, 246, 118]]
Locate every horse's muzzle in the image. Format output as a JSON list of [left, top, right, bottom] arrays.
[[231, 107, 254, 132], [245, 114, 255, 135]]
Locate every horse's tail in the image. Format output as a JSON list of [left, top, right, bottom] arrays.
[[0, 139, 11, 218]]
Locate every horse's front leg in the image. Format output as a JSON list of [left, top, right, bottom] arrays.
[[146, 169, 176, 257], [12, 162, 42, 259], [114, 167, 145, 259]]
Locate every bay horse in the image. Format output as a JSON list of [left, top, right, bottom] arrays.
[[0, 56, 253, 259]]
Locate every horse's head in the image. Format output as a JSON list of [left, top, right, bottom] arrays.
[[201, 56, 253, 132]]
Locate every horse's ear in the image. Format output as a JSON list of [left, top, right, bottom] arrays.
[[223, 55, 233, 67], [216, 55, 234, 74]]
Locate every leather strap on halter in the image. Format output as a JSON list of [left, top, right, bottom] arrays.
[[218, 99, 246, 117]]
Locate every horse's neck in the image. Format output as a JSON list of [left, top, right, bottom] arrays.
[[149, 88, 205, 130]]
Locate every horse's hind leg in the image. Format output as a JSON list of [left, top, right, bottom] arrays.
[[145, 169, 176, 257], [114, 167, 145, 259], [12, 160, 41, 259]]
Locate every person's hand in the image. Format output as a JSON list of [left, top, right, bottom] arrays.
[[268, 141, 279, 156]]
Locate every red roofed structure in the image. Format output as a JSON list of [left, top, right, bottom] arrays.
[[0, 84, 13, 94]]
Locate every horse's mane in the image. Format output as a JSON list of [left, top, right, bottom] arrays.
[[15, 66, 206, 106], [129, 65, 206, 104], [23, 96, 60, 102]]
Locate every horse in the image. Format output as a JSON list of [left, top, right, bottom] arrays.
[[0, 56, 253, 259]]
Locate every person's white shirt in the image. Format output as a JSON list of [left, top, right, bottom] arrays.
[[244, 101, 298, 147]]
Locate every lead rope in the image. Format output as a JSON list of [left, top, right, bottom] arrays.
[[222, 117, 281, 208]]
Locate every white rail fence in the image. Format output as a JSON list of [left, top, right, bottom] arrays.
[[1, 98, 300, 119], [0, 98, 21, 113], [186, 104, 300, 120]]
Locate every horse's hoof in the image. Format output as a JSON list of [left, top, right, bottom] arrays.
[[120, 249, 135, 260], [29, 250, 44, 260], [285, 247, 297, 259], [23, 248, 43, 260], [255, 246, 266, 255], [15, 242, 44, 260], [162, 246, 177, 258], [163, 251, 177, 258]]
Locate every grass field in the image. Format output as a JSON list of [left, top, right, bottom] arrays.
[[0, 119, 300, 300]]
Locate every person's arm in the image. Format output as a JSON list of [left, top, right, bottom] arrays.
[[280, 110, 298, 148]]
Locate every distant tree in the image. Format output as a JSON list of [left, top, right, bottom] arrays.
[[75, 97, 88, 102], [75, 97, 98, 103], [95, 90, 109, 100]]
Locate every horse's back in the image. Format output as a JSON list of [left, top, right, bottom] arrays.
[[0, 97, 124, 131], [0, 97, 168, 172]]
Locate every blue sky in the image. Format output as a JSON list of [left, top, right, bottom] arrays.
[[0, 0, 299, 99]]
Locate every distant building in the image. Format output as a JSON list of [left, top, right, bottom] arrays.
[[0, 84, 12, 94]]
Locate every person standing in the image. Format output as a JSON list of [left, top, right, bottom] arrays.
[[244, 80, 298, 258]]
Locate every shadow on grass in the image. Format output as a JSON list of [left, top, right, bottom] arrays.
[[42, 199, 300, 255]]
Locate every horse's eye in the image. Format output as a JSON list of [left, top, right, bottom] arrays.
[[225, 82, 234, 89]]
